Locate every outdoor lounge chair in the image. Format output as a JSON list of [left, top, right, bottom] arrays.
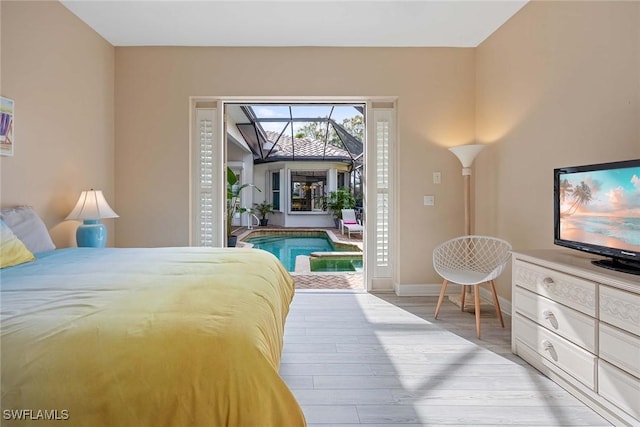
[[340, 209, 363, 238]]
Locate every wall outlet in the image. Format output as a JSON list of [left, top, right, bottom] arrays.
[[424, 195, 435, 206], [433, 172, 441, 184]]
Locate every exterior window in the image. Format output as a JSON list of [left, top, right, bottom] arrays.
[[290, 170, 327, 212], [272, 171, 280, 211]]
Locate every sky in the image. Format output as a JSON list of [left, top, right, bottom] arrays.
[[562, 166, 640, 216], [251, 104, 363, 134]]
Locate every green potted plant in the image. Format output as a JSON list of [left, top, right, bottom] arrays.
[[227, 167, 261, 247], [325, 187, 356, 228], [253, 201, 274, 227]]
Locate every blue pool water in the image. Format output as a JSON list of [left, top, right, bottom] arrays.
[[245, 235, 345, 272]]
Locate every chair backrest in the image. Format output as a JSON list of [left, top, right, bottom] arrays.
[[433, 235, 512, 282], [341, 209, 357, 224]]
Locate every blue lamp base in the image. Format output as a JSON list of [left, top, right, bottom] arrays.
[[76, 219, 107, 248]]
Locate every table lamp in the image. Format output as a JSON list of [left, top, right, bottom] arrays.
[[66, 190, 118, 247]]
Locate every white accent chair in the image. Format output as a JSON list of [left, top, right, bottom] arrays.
[[433, 235, 512, 338], [340, 209, 363, 238]]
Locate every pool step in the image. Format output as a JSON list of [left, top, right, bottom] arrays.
[[294, 255, 311, 274]]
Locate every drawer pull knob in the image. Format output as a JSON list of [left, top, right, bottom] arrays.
[[542, 340, 554, 351], [543, 310, 554, 319], [542, 277, 555, 287]]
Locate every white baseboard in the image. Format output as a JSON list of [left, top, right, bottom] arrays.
[[394, 282, 512, 316], [370, 277, 393, 292]]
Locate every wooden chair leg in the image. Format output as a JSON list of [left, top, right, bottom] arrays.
[[460, 285, 467, 312], [434, 280, 449, 319], [490, 280, 505, 328], [474, 285, 481, 338]]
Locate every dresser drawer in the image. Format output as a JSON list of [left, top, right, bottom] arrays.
[[598, 360, 640, 420], [514, 314, 596, 389], [513, 260, 597, 316], [599, 322, 640, 378], [600, 286, 640, 335], [515, 286, 596, 352]]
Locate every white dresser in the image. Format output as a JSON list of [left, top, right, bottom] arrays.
[[512, 250, 640, 426]]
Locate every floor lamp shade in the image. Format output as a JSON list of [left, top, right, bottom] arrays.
[[448, 144, 485, 235], [449, 144, 485, 175], [65, 190, 118, 248]]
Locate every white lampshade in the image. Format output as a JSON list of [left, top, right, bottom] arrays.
[[449, 144, 485, 170], [65, 190, 119, 220]]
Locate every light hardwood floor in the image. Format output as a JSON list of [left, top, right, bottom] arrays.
[[280, 291, 610, 426]]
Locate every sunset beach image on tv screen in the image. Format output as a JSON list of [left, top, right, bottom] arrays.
[[558, 166, 640, 252]]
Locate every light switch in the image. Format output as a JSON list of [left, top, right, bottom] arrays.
[[424, 195, 435, 206], [433, 172, 441, 184]]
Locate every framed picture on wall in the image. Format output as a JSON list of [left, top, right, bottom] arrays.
[[1, 96, 15, 156]]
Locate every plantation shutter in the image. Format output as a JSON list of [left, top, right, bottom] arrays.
[[194, 108, 217, 246], [367, 105, 395, 286]]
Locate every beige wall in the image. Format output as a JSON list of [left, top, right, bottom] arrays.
[[0, 1, 115, 247], [475, 0, 640, 299], [115, 47, 476, 286], [6, 0, 638, 294]]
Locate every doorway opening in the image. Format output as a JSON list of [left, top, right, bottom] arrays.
[[226, 102, 364, 290], [191, 97, 396, 292]]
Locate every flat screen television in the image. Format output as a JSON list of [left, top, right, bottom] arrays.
[[554, 159, 640, 276]]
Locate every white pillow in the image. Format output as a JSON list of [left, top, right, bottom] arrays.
[[0, 206, 56, 254]]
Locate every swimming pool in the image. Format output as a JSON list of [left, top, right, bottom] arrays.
[[243, 231, 360, 272]]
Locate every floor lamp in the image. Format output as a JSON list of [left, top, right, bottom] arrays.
[[448, 144, 485, 307]]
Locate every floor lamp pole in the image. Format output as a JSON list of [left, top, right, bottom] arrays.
[[464, 173, 471, 236]]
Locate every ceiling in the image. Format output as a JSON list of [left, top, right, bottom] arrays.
[[60, 0, 528, 48]]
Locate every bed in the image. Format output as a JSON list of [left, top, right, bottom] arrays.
[[1, 245, 306, 426]]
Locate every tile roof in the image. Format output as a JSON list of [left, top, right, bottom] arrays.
[[264, 131, 352, 160]]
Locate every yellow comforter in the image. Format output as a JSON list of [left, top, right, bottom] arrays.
[[1, 247, 305, 426]]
